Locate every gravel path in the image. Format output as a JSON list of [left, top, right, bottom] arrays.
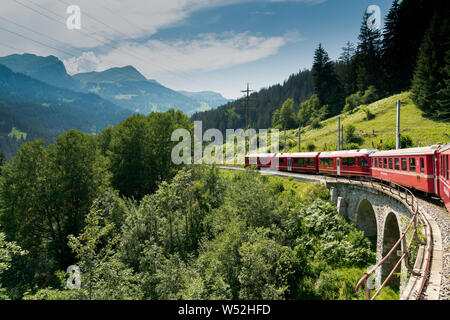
[[417, 198, 450, 300]]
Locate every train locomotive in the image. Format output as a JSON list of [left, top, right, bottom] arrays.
[[245, 144, 450, 213]]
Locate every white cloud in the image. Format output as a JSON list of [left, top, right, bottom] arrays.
[[0, 0, 321, 51], [64, 51, 102, 74], [63, 31, 301, 77]]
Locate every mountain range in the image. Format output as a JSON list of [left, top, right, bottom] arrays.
[[0, 53, 229, 158], [0, 54, 229, 115]]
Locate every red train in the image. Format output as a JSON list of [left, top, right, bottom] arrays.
[[245, 144, 450, 213]]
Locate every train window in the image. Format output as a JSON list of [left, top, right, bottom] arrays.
[[373, 158, 377, 168], [394, 158, 400, 170], [342, 157, 356, 167], [361, 157, 370, 168], [409, 158, 416, 172], [379, 158, 382, 168], [389, 158, 393, 169], [420, 158, 424, 173], [444, 156, 446, 178], [383, 158, 387, 168], [445, 155, 450, 180], [293, 158, 303, 166], [401, 158, 407, 171], [320, 158, 334, 166]]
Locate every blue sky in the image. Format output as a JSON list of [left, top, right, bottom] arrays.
[[0, 0, 395, 98]]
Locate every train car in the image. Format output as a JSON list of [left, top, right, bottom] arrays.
[[276, 152, 320, 173], [370, 145, 441, 194], [244, 153, 277, 169], [318, 149, 377, 176], [437, 144, 450, 212]]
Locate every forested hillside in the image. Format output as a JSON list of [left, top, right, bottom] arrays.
[[193, 0, 449, 132], [279, 92, 450, 154], [191, 69, 313, 131], [0, 64, 132, 158]]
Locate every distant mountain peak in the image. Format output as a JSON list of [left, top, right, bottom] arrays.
[[73, 65, 147, 83], [0, 53, 77, 90]]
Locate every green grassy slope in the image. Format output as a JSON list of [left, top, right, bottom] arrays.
[[285, 92, 450, 152]]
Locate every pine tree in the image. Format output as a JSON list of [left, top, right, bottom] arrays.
[[337, 41, 357, 97], [382, 0, 436, 95], [0, 151, 5, 175], [411, 1, 450, 119], [382, 0, 403, 94], [355, 12, 383, 93], [312, 44, 343, 116]]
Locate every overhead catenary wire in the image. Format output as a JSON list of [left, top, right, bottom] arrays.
[[8, 0, 202, 84]]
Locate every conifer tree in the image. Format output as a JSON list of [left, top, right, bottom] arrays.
[[355, 12, 383, 93], [312, 44, 343, 116], [411, 1, 450, 119]]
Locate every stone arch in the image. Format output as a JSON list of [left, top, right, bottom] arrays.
[[382, 212, 401, 290], [355, 199, 378, 249]]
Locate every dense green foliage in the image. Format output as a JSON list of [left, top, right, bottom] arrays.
[[0, 109, 191, 298], [312, 44, 344, 116], [106, 110, 192, 199], [411, 0, 450, 120], [2, 164, 376, 300]]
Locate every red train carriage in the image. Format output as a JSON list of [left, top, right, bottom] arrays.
[[437, 144, 450, 213], [245, 153, 276, 168], [318, 149, 376, 177], [276, 153, 319, 173], [370, 145, 441, 194]]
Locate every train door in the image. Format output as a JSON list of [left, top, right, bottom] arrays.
[[287, 158, 292, 172], [337, 157, 341, 175]]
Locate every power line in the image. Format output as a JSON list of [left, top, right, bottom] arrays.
[[241, 83, 254, 129], [52, 0, 201, 84], [85, 0, 205, 82], [10, 0, 198, 83]]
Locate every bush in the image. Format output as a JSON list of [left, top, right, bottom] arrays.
[[301, 183, 330, 204], [343, 143, 361, 150], [361, 86, 379, 105], [382, 135, 414, 150], [400, 135, 414, 148], [343, 92, 363, 113], [360, 106, 375, 121], [310, 118, 322, 129], [306, 142, 316, 152]]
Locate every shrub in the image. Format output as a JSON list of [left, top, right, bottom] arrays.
[[306, 142, 316, 152], [360, 106, 375, 121], [343, 92, 363, 113], [310, 118, 322, 129], [361, 86, 379, 105]]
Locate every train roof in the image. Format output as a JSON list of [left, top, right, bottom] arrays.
[[245, 153, 277, 157], [246, 152, 320, 157], [276, 152, 320, 158], [318, 149, 378, 157], [438, 143, 450, 153], [370, 145, 441, 157]]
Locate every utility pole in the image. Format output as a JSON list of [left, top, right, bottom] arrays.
[[337, 116, 341, 151], [241, 83, 254, 129], [396, 100, 401, 149], [341, 124, 344, 150], [284, 128, 286, 153], [299, 125, 302, 152]]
